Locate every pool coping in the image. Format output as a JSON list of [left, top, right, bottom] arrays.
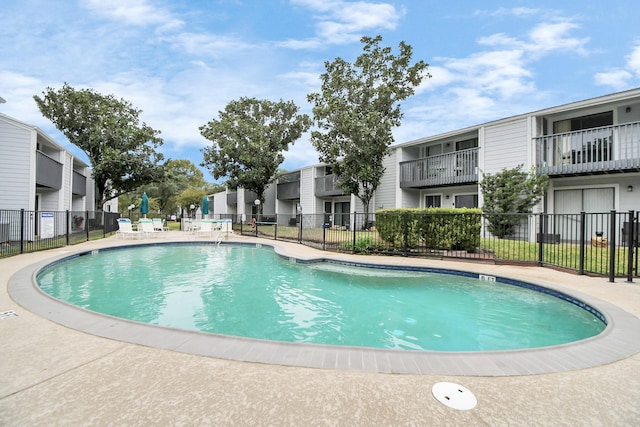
[[8, 240, 640, 377]]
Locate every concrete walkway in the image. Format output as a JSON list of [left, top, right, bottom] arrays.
[[1, 232, 639, 425]]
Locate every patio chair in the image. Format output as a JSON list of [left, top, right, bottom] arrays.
[[152, 218, 168, 233], [116, 218, 138, 239], [137, 218, 158, 238], [195, 220, 214, 237], [195, 220, 225, 243]]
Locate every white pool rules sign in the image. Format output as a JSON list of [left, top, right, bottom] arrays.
[[40, 212, 54, 239]]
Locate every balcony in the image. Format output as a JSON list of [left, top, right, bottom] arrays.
[[36, 151, 63, 190], [226, 191, 237, 205], [72, 171, 87, 196], [399, 148, 479, 188], [277, 172, 301, 200], [226, 190, 259, 205], [535, 122, 640, 176], [315, 175, 345, 197]]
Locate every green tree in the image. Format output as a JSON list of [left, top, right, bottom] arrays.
[[34, 83, 165, 209], [480, 164, 548, 238], [200, 97, 311, 211], [307, 35, 428, 228], [175, 187, 207, 217], [146, 159, 207, 213]]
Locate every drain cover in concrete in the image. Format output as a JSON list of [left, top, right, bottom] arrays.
[[432, 382, 477, 410]]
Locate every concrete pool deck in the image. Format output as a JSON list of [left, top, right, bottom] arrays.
[[1, 232, 640, 425]]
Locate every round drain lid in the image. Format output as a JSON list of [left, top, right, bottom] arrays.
[[432, 382, 477, 410]]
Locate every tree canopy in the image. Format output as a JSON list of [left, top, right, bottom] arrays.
[[200, 97, 311, 209], [480, 164, 548, 238], [144, 159, 207, 213], [33, 83, 165, 208], [175, 187, 208, 216], [307, 35, 429, 226]]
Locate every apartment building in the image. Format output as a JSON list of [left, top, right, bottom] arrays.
[[211, 88, 640, 224], [0, 112, 99, 240], [388, 88, 640, 216]]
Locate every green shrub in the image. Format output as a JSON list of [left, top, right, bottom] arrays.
[[342, 236, 384, 254], [376, 208, 481, 252]]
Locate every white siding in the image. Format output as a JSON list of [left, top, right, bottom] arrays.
[[482, 118, 529, 174], [212, 191, 227, 215], [0, 117, 34, 210], [375, 150, 397, 210], [400, 189, 420, 208], [351, 195, 364, 213], [62, 152, 73, 210], [263, 182, 276, 214], [300, 167, 315, 215]]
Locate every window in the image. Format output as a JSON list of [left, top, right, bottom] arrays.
[[421, 144, 443, 157], [553, 111, 612, 133], [455, 138, 478, 151], [554, 188, 614, 213], [425, 195, 441, 208], [455, 194, 478, 208]]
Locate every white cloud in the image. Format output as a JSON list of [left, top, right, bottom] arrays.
[[527, 21, 589, 55], [282, 0, 402, 48], [477, 33, 524, 48], [593, 42, 640, 90], [164, 32, 254, 56], [626, 43, 640, 76], [474, 7, 542, 18], [594, 70, 633, 89], [0, 71, 51, 126], [80, 0, 183, 30]]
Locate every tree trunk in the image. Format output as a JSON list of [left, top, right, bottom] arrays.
[[361, 197, 370, 230]]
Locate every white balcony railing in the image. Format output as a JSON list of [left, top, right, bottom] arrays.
[[535, 122, 640, 175], [399, 148, 479, 188]]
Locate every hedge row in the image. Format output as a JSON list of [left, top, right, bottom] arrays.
[[375, 208, 482, 252]]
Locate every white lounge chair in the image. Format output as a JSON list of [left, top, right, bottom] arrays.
[[195, 220, 214, 237], [137, 219, 158, 238], [152, 218, 168, 233], [195, 220, 224, 243], [116, 218, 138, 239]]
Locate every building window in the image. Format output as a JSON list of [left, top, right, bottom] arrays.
[[454, 194, 478, 208], [455, 137, 478, 151], [553, 111, 613, 133], [425, 195, 441, 208]]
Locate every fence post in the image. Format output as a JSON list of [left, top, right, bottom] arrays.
[[608, 210, 616, 283], [103, 212, 106, 238], [352, 212, 357, 254], [579, 212, 586, 275], [627, 210, 635, 283], [298, 214, 302, 243], [322, 224, 326, 251], [20, 209, 25, 254], [274, 215, 278, 241], [66, 210, 70, 246], [538, 213, 545, 266], [85, 210, 90, 241]]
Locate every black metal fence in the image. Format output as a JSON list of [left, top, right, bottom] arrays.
[[238, 210, 639, 281], [3, 208, 638, 280], [0, 209, 120, 258]]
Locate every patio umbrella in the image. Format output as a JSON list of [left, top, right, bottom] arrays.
[[202, 195, 209, 218], [140, 192, 149, 218]]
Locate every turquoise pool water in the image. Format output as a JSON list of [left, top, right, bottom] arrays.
[[36, 244, 606, 351]]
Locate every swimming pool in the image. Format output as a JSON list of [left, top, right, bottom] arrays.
[[35, 243, 605, 352]]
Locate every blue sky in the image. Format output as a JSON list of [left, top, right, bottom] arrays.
[[1, 0, 639, 181]]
